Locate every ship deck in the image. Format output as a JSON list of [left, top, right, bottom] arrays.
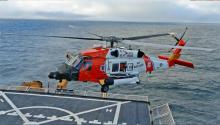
[[0, 86, 175, 125]]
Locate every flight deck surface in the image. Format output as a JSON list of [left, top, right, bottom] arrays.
[[0, 90, 151, 125]]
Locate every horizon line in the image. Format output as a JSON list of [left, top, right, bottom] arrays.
[[0, 18, 220, 24]]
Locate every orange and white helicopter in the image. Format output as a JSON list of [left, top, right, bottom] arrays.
[[34, 27, 212, 93]]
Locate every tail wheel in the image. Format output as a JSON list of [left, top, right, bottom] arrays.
[[101, 85, 109, 93]]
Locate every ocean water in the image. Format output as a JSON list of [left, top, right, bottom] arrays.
[[0, 19, 220, 124]]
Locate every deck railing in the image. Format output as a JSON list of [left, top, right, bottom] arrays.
[[151, 103, 175, 125]]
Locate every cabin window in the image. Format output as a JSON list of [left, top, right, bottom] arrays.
[[120, 62, 127, 72], [127, 63, 133, 71], [112, 63, 119, 72]]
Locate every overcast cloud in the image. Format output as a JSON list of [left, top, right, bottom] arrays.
[[0, 0, 220, 22]]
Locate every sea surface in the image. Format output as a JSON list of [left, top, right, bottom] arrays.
[[0, 19, 220, 124]]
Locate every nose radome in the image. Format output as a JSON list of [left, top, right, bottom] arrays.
[[48, 71, 79, 81], [48, 72, 59, 79], [48, 72, 68, 80]]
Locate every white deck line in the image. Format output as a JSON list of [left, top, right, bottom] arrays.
[[113, 102, 122, 124], [0, 99, 4, 103], [5, 91, 119, 103], [37, 101, 130, 125], [75, 101, 129, 115], [0, 91, 30, 124]]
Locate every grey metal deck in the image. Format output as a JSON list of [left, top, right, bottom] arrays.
[[0, 85, 175, 125], [0, 90, 151, 125]]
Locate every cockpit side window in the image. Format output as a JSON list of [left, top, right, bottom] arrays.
[[74, 58, 83, 70], [73, 56, 82, 67], [65, 53, 76, 66], [82, 61, 92, 71], [65, 55, 83, 70]]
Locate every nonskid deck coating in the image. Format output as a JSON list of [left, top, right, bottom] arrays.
[[0, 91, 151, 125]]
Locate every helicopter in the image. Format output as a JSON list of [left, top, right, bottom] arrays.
[[35, 27, 212, 93]]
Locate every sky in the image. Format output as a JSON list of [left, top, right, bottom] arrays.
[[0, 0, 220, 23]]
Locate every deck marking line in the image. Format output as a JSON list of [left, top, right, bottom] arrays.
[[76, 101, 130, 115], [47, 115, 57, 120], [106, 109, 112, 112], [29, 106, 80, 125], [78, 118, 87, 123], [113, 102, 122, 124], [33, 114, 46, 119], [89, 120, 101, 124], [103, 121, 113, 125], [0, 111, 6, 115], [60, 116, 73, 121], [0, 91, 30, 123], [24, 113, 32, 118], [5, 91, 119, 103], [0, 99, 4, 103], [38, 101, 130, 125], [7, 111, 18, 116]]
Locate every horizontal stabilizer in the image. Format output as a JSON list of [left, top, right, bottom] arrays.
[[158, 55, 194, 69], [173, 59, 194, 69], [158, 55, 169, 60]]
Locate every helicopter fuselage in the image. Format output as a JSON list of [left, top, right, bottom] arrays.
[[48, 38, 194, 92], [49, 47, 168, 87]]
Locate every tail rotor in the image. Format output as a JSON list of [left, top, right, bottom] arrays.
[[169, 27, 188, 52]]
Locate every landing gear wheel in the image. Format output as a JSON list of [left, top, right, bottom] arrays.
[[101, 85, 109, 93]]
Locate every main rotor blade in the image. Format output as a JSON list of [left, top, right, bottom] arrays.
[[85, 31, 103, 38], [122, 33, 170, 40], [17, 34, 103, 41], [124, 41, 214, 52]]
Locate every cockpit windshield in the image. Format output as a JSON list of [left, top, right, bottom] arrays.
[[72, 56, 83, 68], [65, 53, 83, 70]]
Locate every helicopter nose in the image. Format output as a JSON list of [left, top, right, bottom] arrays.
[[48, 72, 70, 81], [48, 71, 79, 81], [48, 72, 58, 79]]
